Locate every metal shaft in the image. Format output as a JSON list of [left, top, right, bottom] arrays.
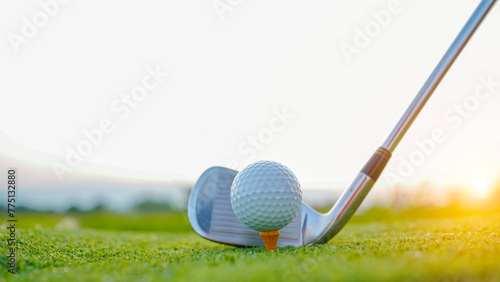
[[315, 0, 497, 245], [382, 0, 497, 153]]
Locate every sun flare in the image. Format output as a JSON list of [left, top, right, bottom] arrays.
[[468, 177, 493, 199]]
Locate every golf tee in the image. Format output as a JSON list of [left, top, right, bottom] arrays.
[[259, 230, 280, 252]]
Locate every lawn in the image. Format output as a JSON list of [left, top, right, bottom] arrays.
[[1, 210, 499, 281]]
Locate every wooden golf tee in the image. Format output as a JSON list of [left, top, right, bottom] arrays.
[[259, 230, 280, 252]]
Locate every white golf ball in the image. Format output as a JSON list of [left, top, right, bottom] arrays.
[[230, 160, 302, 232]]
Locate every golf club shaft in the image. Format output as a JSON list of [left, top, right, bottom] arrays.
[[361, 0, 497, 194], [316, 0, 497, 245], [382, 0, 497, 153]]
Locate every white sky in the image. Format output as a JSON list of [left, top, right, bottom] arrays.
[[1, 0, 499, 197]]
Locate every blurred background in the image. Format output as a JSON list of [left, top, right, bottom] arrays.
[[1, 0, 499, 232]]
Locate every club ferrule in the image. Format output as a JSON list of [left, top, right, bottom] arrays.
[[360, 147, 392, 181]]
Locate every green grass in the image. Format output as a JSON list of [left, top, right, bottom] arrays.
[[1, 210, 500, 281], [11, 211, 192, 233]]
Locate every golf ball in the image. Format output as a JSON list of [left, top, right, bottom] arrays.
[[230, 160, 302, 232]]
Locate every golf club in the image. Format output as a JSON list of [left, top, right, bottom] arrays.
[[188, 0, 497, 247]]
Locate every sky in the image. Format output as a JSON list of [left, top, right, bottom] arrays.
[[1, 0, 500, 199]]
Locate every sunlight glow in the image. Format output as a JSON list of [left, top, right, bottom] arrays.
[[467, 177, 494, 199]]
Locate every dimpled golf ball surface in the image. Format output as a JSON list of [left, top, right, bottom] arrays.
[[230, 160, 302, 232]]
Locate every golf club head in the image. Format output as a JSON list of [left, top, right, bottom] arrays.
[[188, 166, 316, 247]]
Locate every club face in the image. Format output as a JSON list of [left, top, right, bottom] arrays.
[[188, 166, 325, 247]]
